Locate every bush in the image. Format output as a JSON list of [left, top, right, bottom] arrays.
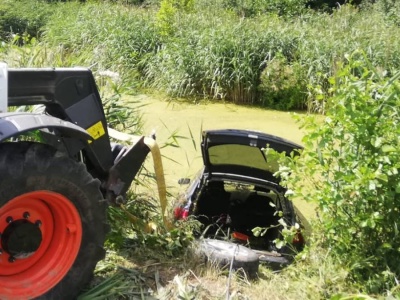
[[308, 0, 364, 11], [279, 52, 400, 293]]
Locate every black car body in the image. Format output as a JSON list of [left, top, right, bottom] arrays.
[[175, 129, 305, 268]]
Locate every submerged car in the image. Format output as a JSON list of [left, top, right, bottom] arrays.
[[174, 129, 305, 272]]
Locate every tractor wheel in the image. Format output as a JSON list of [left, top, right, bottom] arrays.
[[0, 142, 108, 300]]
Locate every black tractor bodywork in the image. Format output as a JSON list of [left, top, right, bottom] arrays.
[[1, 67, 150, 202], [0, 66, 164, 299]]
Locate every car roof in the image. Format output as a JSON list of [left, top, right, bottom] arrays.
[[201, 129, 302, 182]]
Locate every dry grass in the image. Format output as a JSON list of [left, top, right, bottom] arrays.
[[90, 242, 353, 299]]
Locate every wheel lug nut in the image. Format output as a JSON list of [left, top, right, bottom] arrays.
[[6, 216, 13, 223], [23, 212, 30, 219], [35, 220, 42, 227], [8, 256, 16, 263]]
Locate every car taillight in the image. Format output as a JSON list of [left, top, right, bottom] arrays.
[[182, 209, 189, 219], [292, 231, 304, 245], [232, 231, 249, 242], [174, 207, 189, 220]]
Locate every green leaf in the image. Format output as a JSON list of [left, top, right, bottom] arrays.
[[368, 181, 376, 191], [382, 144, 396, 153], [375, 173, 388, 183], [274, 239, 285, 249], [367, 219, 376, 229], [371, 137, 382, 148], [382, 243, 392, 249], [252, 227, 262, 237]]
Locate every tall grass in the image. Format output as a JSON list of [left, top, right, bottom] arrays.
[[297, 5, 400, 111], [0, 0, 54, 40], [143, 1, 400, 109], [2, 0, 400, 110], [42, 2, 160, 79], [145, 8, 300, 104]]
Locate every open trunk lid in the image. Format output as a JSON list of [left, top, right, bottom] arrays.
[[201, 129, 302, 182]]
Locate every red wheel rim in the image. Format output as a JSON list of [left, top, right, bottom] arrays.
[[0, 191, 82, 299]]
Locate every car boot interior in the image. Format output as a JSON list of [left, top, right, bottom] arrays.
[[195, 181, 231, 229], [194, 180, 283, 251]]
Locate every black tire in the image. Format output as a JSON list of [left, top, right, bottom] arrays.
[[196, 238, 259, 278], [0, 142, 108, 300]]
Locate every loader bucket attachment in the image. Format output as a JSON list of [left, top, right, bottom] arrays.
[[106, 128, 170, 229]]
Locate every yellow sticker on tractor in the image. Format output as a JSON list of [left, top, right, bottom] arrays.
[[87, 121, 105, 141]]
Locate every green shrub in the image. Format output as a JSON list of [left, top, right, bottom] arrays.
[[279, 52, 400, 293], [155, 0, 195, 39], [308, 0, 364, 11]]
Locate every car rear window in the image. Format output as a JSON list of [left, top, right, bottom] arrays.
[[208, 144, 279, 172]]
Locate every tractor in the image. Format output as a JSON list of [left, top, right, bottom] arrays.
[[0, 63, 167, 299]]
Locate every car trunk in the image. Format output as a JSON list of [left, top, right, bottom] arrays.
[[191, 129, 304, 267], [194, 180, 287, 253]]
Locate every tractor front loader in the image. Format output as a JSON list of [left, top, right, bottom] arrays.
[[0, 63, 167, 300]]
